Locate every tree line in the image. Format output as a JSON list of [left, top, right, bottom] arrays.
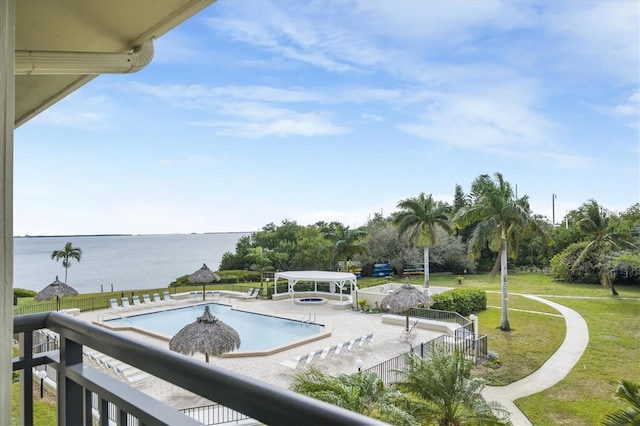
[[219, 172, 639, 316]]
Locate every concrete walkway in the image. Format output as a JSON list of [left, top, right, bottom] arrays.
[[481, 295, 590, 426]]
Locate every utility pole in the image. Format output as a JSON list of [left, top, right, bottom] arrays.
[[552, 193, 557, 227]]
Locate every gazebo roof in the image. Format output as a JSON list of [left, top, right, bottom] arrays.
[[274, 271, 356, 282]]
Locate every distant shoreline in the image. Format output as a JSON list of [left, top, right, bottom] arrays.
[[14, 231, 251, 238]]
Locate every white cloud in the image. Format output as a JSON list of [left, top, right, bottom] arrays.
[[361, 113, 384, 122], [189, 111, 345, 138], [398, 83, 556, 154], [544, 1, 639, 83], [30, 94, 111, 128]]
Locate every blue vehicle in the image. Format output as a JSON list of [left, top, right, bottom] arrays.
[[372, 263, 393, 277]]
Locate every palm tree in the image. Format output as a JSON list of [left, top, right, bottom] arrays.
[[51, 242, 82, 284], [602, 380, 640, 426], [325, 225, 367, 272], [454, 173, 548, 331], [394, 193, 452, 291], [572, 200, 638, 296], [395, 349, 511, 426], [291, 367, 417, 425]]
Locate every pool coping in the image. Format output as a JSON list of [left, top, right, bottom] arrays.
[[93, 302, 332, 358]]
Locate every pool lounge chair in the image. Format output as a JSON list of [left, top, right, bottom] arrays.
[[163, 291, 174, 302], [399, 320, 419, 342], [142, 294, 153, 304], [109, 298, 120, 310], [121, 297, 131, 308], [278, 333, 374, 374], [239, 288, 260, 300], [132, 296, 142, 306], [153, 293, 163, 303]]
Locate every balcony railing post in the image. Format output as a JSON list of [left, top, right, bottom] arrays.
[[58, 334, 84, 425], [19, 331, 34, 426]]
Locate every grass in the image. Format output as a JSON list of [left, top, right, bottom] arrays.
[[516, 297, 640, 425], [427, 272, 639, 425], [472, 294, 566, 385], [11, 382, 56, 426], [14, 272, 640, 424]]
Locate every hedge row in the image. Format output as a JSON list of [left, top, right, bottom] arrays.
[[169, 270, 264, 287], [431, 288, 486, 316], [14, 288, 36, 298]]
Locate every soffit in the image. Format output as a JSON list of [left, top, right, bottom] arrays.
[[14, 0, 216, 126]]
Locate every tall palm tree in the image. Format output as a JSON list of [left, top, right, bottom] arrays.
[[51, 242, 82, 284], [325, 225, 367, 272], [395, 349, 511, 426], [454, 173, 548, 331], [394, 193, 452, 291], [602, 380, 640, 426], [572, 200, 638, 296], [291, 367, 417, 425]]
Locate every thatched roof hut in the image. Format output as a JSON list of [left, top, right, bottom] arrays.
[[35, 276, 79, 311], [381, 281, 433, 331], [188, 263, 221, 301], [169, 306, 241, 363]]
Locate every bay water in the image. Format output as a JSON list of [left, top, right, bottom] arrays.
[[14, 233, 249, 294]]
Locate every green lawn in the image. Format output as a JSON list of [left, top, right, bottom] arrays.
[[14, 272, 640, 425], [516, 297, 640, 425], [11, 382, 56, 426], [472, 294, 566, 386]]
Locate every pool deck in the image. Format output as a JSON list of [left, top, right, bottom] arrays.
[[75, 287, 453, 411]]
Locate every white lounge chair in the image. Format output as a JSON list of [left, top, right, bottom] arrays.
[[278, 334, 374, 374], [399, 321, 419, 342], [121, 297, 131, 308], [142, 294, 153, 304], [109, 298, 120, 310], [240, 288, 259, 300], [163, 291, 174, 302], [153, 293, 163, 303], [132, 296, 142, 306]]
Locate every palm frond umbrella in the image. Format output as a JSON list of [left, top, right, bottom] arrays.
[[188, 263, 221, 301], [35, 276, 79, 311], [169, 306, 241, 363], [381, 279, 433, 332]]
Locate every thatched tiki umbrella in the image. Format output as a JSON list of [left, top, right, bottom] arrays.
[[381, 280, 433, 332], [188, 263, 221, 301], [169, 306, 241, 363], [35, 276, 79, 311]]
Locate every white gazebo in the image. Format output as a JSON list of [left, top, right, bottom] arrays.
[[273, 271, 358, 301]]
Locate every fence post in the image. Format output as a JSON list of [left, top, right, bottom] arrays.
[[469, 314, 478, 364]]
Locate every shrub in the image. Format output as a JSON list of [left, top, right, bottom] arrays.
[[168, 275, 191, 287], [431, 288, 486, 316], [550, 241, 599, 283], [14, 288, 36, 298], [217, 270, 262, 283]]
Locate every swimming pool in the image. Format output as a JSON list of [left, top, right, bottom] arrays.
[[103, 303, 326, 355]]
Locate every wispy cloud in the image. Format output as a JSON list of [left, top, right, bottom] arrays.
[[30, 93, 112, 129], [189, 111, 345, 138]]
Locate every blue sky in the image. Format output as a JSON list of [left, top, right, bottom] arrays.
[[14, 0, 639, 236]]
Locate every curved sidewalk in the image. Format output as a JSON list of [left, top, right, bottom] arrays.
[[480, 295, 589, 426]]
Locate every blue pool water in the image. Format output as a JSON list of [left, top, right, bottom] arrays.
[[106, 304, 324, 352]]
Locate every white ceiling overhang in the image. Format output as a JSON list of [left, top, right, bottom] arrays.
[[14, 0, 216, 127]]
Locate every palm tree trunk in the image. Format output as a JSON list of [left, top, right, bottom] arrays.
[[423, 246, 429, 292], [500, 239, 510, 331], [602, 270, 619, 296]]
